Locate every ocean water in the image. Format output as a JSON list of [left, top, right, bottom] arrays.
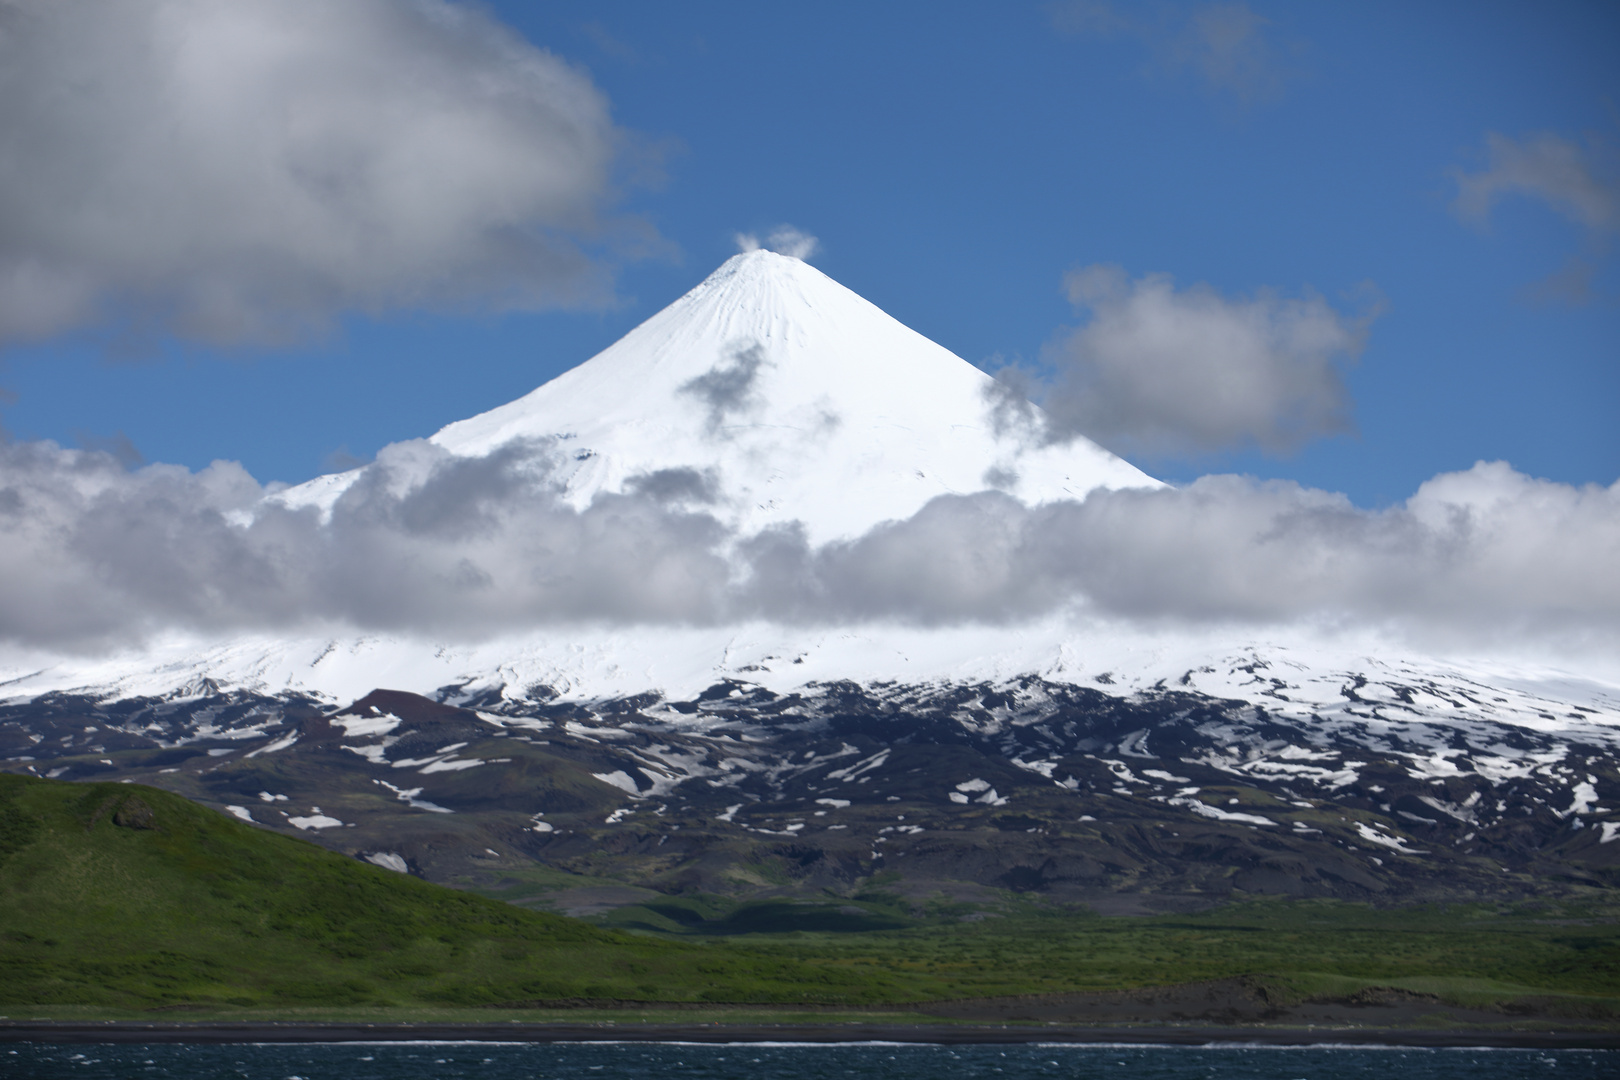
[[4, 1041, 1615, 1079]]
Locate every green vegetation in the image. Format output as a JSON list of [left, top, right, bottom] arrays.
[[3, 774, 1618, 1021], [0, 775, 892, 1010], [581, 889, 1620, 1009], [730, 897, 1620, 1006]]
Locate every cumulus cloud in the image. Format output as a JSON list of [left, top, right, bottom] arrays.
[[0, 0, 640, 348], [734, 226, 821, 260], [622, 467, 720, 506], [679, 342, 770, 434], [1050, 1, 1299, 104], [742, 462, 1620, 647], [1, 434, 1615, 653], [1026, 465, 1620, 637], [999, 265, 1372, 457], [0, 437, 732, 646]]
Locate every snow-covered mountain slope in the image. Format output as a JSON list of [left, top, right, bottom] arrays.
[[3, 620, 1618, 739], [0, 260, 1614, 739], [4, 248, 1618, 900], [276, 250, 1156, 542], [3, 250, 1615, 739], [5, 652, 1618, 908], [4, 250, 1618, 908]]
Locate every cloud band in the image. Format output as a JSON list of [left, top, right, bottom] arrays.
[[1, 435, 1613, 653]]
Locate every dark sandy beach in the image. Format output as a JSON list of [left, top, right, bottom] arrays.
[[7, 979, 1616, 1047]]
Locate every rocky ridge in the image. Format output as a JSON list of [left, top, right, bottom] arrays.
[[5, 654, 1616, 918]]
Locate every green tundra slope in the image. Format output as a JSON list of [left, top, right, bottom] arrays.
[[3, 773, 1619, 1023], [0, 775, 900, 1009]]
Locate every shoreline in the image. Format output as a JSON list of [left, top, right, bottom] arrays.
[[3, 1022, 1619, 1049]]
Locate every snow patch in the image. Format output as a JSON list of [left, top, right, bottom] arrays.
[[1169, 796, 1275, 826], [373, 779, 453, 813], [827, 749, 890, 782], [594, 770, 641, 795], [288, 810, 343, 830], [1142, 768, 1191, 783], [418, 756, 484, 774], [331, 712, 403, 738], [1558, 781, 1601, 819], [1354, 821, 1428, 854], [246, 732, 298, 758], [343, 744, 390, 765]]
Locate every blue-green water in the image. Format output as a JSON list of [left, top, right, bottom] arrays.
[[5, 1042, 1614, 1079]]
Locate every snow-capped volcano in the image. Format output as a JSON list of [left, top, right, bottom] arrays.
[[279, 249, 1155, 542], [4, 251, 1619, 914], [3, 250, 1615, 716]]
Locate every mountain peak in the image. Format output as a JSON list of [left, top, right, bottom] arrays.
[[289, 253, 1158, 542]]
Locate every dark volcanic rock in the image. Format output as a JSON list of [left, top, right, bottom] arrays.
[[112, 797, 155, 829], [3, 675, 1618, 914]]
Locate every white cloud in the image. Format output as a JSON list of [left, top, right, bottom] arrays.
[[764, 226, 821, 261], [0, 437, 734, 646], [1050, 1, 1298, 103], [734, 225, 820, 260], [1005, 265, 1372, 457], [0, 0, 640, 348], [1, 435, 1614, 654], [1454, 131, 1619, 234], [1170, 3, 1292, 103], [1048, 1, 1131, 37], [744, 461, 1620, 654], [1452, 130, 1619, 302], [1037, 463, 1620, 639]]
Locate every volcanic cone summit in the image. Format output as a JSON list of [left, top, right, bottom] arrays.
[[284, 249, 1156, 542]]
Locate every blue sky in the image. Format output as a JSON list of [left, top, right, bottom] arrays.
[[0, 0, 1615, 509]]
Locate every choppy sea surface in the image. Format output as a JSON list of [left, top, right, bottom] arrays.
[[5, 1041, 1616, 1079]]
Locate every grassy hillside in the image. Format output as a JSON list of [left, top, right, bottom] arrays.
[[0, 775, 900, 1009], [3, 774, 1618, 1020], [720, 895, 1620, 1007]]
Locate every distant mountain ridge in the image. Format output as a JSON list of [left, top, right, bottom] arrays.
[[3, 668, 1617, 917]]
